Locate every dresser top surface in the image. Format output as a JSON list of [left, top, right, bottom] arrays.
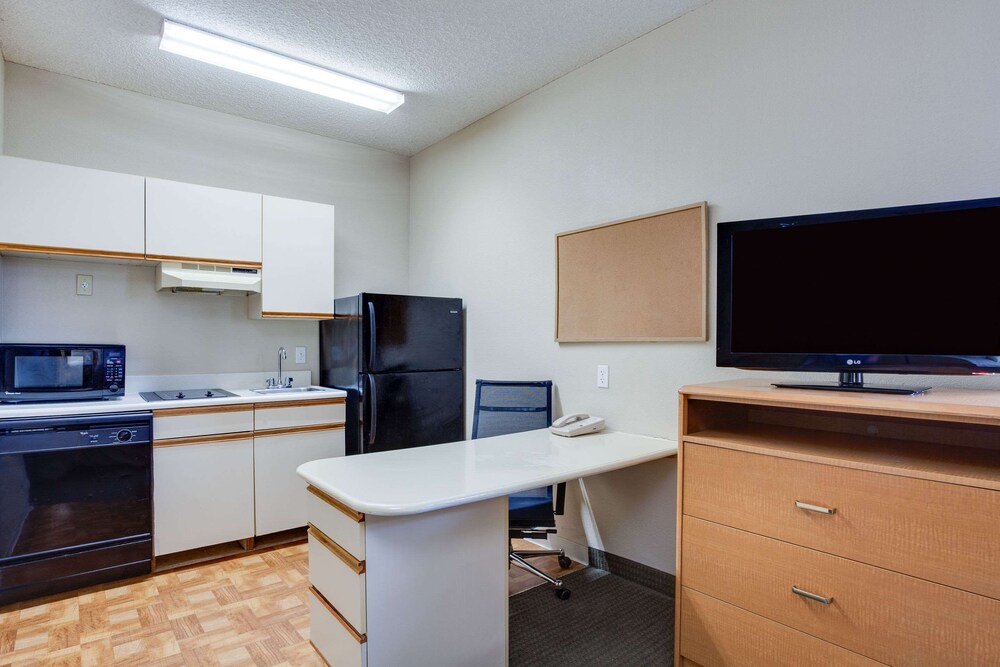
[[680, 378, 1000, 423]]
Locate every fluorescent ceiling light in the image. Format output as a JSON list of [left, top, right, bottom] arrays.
[[159, 19, 404, 113]]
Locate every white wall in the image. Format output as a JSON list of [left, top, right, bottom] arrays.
[[2, 63, 410, 377], [0, 54, 6, 152], [409, 0, 1000, 572]]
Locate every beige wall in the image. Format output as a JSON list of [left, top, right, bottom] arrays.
[[1, 63, 410, 377], [409, 0, 1000, 572]]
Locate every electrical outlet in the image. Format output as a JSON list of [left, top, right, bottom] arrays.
[[76, 274, 93, 296], [597, 364, 609, 388], [295, 347, 306, 364]]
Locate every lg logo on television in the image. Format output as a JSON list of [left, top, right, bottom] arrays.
[[846, 359, 862, 365]]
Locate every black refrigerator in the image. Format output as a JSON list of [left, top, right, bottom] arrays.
[[320, 293, 464, 456]]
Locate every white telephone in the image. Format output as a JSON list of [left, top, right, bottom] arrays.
[[549, 413, 606, 437]]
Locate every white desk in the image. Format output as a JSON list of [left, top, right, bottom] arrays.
[[297, 429, 677, 667]]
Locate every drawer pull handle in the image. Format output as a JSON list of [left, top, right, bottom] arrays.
[[792, 585, 833, 604], [795, 500, 836, 514]]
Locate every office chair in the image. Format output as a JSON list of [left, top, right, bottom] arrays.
[[472, 379, 573, 600]]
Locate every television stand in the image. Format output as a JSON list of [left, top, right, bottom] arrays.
[[773, 372, 930, 396]]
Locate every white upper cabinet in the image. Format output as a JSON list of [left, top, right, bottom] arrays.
[[250, 195, 335, 319], [0, 156, 145, 259], [145, 177, 262, 266]]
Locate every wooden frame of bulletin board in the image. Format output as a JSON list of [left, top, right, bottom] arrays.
[[555, 202, 707, 342]]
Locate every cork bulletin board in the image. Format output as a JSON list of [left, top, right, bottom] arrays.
[[555, 202, 707, 342]]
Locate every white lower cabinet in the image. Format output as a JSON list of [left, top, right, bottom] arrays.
[[153, 437, 255, 556], [254, 426, 345, 535], [152, 398, 346, 559], [306, 492, 508, 667]]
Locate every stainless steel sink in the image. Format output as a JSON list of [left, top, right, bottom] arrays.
[[252, 386, 334, 395]]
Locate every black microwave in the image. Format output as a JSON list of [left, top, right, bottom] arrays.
[[0, 344, 125, 403]]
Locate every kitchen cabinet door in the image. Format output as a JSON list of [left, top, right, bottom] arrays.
[[0, 156, 145, 259], [249, 195, 335, 319], [145, 177, 262, 266], [254, 427, 345, 535], [152, 437, 255, 556]]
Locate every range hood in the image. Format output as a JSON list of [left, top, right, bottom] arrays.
[[155, 261, 262, 295]]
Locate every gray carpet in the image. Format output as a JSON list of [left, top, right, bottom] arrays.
[[509, 568, 673, 667]]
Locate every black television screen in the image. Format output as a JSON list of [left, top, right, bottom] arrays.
[[717, 197, 1000, 390]]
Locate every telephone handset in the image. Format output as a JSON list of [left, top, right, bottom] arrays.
[[549, 413, 606, 437]]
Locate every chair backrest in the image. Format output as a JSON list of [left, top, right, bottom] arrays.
[[472, 380, 562, 532], [471, 380, 552, 439]]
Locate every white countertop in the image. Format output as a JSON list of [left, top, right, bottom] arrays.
[[297, 429, 677, 516], [0, 385, 346, 419]]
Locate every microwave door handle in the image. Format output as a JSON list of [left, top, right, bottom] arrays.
[[367, 301, 377, 371], [367, 374, 377, 446]]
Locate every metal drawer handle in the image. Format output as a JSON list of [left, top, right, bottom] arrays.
[[792, 585, 833, 604], [795, 500, 836, 515]]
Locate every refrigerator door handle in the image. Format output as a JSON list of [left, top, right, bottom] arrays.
[[367, 374, 377, 446], [367, 300, 377, 371]]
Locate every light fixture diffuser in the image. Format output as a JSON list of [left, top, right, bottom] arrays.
[[158, 19, 404, 113]]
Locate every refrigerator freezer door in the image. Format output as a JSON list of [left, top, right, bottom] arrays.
[[361, 370, 463, 454], [363, 294, 463, 373]]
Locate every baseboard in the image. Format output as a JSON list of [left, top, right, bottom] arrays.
[[587, 546, 675, 597], [528, 534, 589, 564]]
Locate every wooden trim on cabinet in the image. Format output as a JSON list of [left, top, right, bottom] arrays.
[[309, 642, 334, 667], [153, 431, 254, 448], [0, 242, 146, 261], [254, 423, 346, 438], [309, 586, 367, 643], [260, 311, 335, 319], [254, 397, 346, 409], [308, 485, 365, 522], [152, 404, 254, 418], [144, 252, 262, 269], [308, 524, 365, 574]]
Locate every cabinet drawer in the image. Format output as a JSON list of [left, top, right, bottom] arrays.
[[308, 527, 366, 634], [682, 516, 1000, 665], [254, 399, 345, 431], [680, 587, 883, 667], [308, 486, 365, 560], [153, 405, 254, 440], [309, 587, 367, 667], [683, 443, 1000, 599]]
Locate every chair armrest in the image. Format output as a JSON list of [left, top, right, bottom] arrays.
[[554, 482, 567, 516]]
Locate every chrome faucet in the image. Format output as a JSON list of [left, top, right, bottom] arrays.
[[266, 347, 291, 389]]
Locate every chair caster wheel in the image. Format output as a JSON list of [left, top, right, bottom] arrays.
[[555, 588, 571, 600], [558, 555, 572, 568]]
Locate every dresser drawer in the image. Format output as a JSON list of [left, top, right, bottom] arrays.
[[682, 443, 1000, 599], [308, 526, 366, 634], [308, 486, 365, 560], [254, 398, 345, 431], [309, 587, 367, 667], [680, 587, 883, 667], [682, 516, 1000, 665]]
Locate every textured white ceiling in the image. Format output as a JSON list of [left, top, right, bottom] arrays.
[[0, 0, 708, 155]]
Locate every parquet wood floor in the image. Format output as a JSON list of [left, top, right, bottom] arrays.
[[508, 539, 585, 596], [0, 543, 323, 667], [1, 539, 582, 665]]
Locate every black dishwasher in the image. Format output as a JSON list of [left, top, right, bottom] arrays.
[[0, 412, 152, 605]]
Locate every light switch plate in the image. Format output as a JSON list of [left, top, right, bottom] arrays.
[[76, 274, 93, 296], [295, 347, 306, 364]]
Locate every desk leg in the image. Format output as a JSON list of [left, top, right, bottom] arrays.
[[364, 496, 509, 667]]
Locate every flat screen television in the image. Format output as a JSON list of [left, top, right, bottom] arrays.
[[717, 196, 1000, 395]]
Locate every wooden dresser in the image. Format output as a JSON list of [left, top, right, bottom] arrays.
[[676, 379, 1000, 666]]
